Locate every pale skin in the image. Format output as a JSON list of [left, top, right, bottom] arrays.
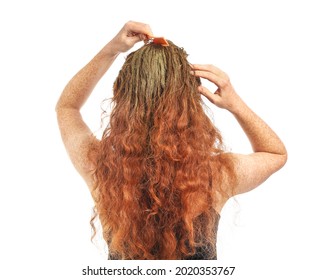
[[56, 21, 287, 214]]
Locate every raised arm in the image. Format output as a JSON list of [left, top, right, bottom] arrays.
[[191, 64, 287, 196], [55, 21, 153, 187]]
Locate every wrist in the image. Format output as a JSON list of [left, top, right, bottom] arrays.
[[100, 41, 121, 58], [226, 94, 246, 116]]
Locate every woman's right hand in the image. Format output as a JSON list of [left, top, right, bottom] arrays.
[[107, 21, 153, 56], [191, 64, 243, 114]]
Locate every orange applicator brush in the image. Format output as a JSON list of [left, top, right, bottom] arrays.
[[146, 37, 169, 46]]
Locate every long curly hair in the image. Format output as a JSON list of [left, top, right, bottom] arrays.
[[90, 41, 235, 259]]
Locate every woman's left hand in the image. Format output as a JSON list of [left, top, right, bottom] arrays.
[[108, 21, 153, 55]]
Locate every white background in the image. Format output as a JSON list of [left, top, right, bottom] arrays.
[[1, 0, 316, 279]]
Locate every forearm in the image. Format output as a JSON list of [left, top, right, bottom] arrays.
[[230, 96, 287, 156], [56, 43, 119, 111]]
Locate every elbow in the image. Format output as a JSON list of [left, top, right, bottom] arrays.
[[274, 139, 288, 169], [55, 100, 69, 119], [278, 147, 288, 170], [55, 102, 66, 117], [281, 143, 288, 166], [280, 152, 288, 168], [55, 99, 77, 114], [55, 97, 81, 113], [55, 95, 64, 113], [55, 101, 61, 114]]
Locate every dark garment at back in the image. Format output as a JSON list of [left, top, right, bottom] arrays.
[[108, 211, 220, 260]]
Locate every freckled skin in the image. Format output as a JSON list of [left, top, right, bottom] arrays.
[[56, 21, 287, 215]]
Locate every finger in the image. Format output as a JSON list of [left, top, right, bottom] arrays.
[[139, 34, 149, 41], [191, 64, 226, 78], [198, 85, 221, 105], [125, 32, 148, 46], [191, 70, 225, 88], [128, 35, 143, 45], [125, 21, 154, 38]]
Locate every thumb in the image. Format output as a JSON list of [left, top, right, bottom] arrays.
[[198, 85, 221, 105], [128, 34, 143, 44]]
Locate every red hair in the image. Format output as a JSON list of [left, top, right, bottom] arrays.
[[90, 41, 235, 259]]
